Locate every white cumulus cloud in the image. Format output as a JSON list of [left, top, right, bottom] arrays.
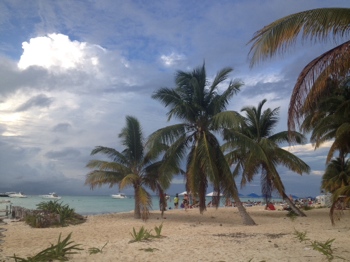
[[17, 33, 103, 72]]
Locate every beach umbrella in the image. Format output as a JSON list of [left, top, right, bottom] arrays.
[[178, 191, 187, 196]]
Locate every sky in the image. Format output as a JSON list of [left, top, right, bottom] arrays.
[[1, 0, 349, 198]]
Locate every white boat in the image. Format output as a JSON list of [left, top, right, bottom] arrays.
[[8, 192, 27, 198], [111, 193, 127, 199], [41, 192, 61, 200]]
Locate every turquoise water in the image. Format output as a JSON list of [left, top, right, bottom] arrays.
[[2, 195, 282, 215]]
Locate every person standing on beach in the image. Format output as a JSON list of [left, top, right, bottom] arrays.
[[183, 194, 189, 210], [174, 193, 179, 209]]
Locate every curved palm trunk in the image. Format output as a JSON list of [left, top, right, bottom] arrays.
[[281, 191, 306, 217], [232, 183, 256, 225]]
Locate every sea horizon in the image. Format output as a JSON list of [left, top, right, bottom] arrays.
[[1, 194, 286, 216]]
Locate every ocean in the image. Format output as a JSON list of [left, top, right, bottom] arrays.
[[1, 195, 282, 216]]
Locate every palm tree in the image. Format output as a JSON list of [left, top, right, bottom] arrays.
[[85, 116, 174, 220], [223, 99, 310, 216], [149, 63, 256, 225], [248, 8, 350, 133], [322, 157, 350, 225], [301, 80, 350, 162], [322, 158, 350, 193]]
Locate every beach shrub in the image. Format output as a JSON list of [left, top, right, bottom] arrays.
[[10, 232, 83, 261], [24, 201, 86, 228]]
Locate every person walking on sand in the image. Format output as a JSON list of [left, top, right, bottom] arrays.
[[174, 193, 179, 209]]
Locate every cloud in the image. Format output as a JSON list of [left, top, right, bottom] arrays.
[[45, 148, 81, 160], [160, 52, 186, 67], [52, 123, 72, 133], [15, 94, 53, 112], [18, 34, 92, 70], [1, 0, 349, 197]]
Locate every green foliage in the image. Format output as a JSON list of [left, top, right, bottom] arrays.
[[10, 232, 83, 261], [129, 224, 164, 243], [129, 226, 153, 243], [301, 205, 313, 211], [294, 229, 344, 261], [310, 239, 336, 261], [24, 201, 85, 228], [88, 242, 108, 255], [153, 223, 163, 238], [293, 229, 309, 242], [286, 210, 298, 221]]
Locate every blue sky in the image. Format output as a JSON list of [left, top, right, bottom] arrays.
[[1, 0, 349, 197]]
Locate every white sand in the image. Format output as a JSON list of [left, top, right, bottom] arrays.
[[1, 206, 349, 261]]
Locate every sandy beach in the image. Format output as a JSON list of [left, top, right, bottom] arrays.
[[1, 206, 349, 262]]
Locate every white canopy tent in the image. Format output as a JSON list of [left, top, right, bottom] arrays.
[[206, 192, 223, 197]]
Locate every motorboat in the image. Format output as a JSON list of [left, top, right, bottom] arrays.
[[111, 193, 127, 199], [0, 193, 9, 197], [8, 192, 27, 198], [41, 192, 61, 200]]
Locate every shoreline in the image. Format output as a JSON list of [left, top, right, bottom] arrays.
[[1, 207, 349, 261]]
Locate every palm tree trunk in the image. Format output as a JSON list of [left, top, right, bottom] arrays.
[[134, 186, 141, 219], [282, 192, 306, 217], [232, 194, 256, 225], [231, 182, 256, 225]]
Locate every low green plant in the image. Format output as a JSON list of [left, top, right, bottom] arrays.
[[24, 201, 85, 228], [301, 205, 313, 211], [310, 239, 335, 261], [129, 224, 164, 243], [294, 229, 344, 261], [153, 223, 163, 238], [88, 242, 108, 255], [10, 232, 83, 261], [286, 210, 298, 221], [294, 229, 309, 242], [129, 226, 153, 243]]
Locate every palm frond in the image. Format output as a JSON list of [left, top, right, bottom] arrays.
[[119, 116, 144, 164], [119, 174, 140, 190], [248, 8, 350, 66], [86, 160, 129, 172], [288, 41, 350, 131], [85, 171, 125, 189]]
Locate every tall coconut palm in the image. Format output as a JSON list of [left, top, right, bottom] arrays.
[[85, 116, 174, 220], [223, 99, 310, 216], [149, 63, 256, 225], [248, 8, 350, 132]]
